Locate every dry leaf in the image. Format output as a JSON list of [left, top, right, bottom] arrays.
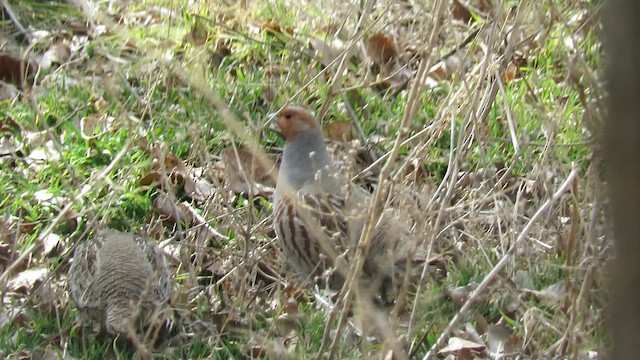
[[325, 121, 355, 141], [8, 267, 48, 293], [184, 19, 210, 46], [485, 324, 515, 355], [38, 37, 71, 72], [428, 54, 466, 80], [310, 38, 343, 67], [139, 150, 188, 187], [154, 191, 186, 223], [41, 233, 61, 256], [439, 336, 486, 355], [443, 283, 478, 308], [451, 0, 492, 22], [26, 141, 62, 171], [260, 22, 293, 35], [78, 114, 115, 138], [513, 269, 535, 290], [0, 307, 25, 329], [366, 33, 398, 65], [524, 280, 566, 304], [41, 344, 71, 360], [0, 53, 33, 87], [0, 83, 18, 101], [274, 300, 301, 332], [210, 43, 231, 69], [451, 0, 473, 22], [221, 146, 276, 196], [184, 174, 215, 202], [0, 117, 20, 133]]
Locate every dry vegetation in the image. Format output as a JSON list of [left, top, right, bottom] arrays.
[[0, 0, 605, 358]]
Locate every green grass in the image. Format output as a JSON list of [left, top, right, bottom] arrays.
[[0, 0, 605, 358]]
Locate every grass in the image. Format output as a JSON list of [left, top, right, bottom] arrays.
[[0, 0, 605, 358]]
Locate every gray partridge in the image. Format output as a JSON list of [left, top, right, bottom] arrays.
[[68, 229, 173, 335], [272, 106, 416, 298]]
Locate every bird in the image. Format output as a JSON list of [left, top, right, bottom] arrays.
[[272, 106, 417, 300], [67, 229, 173, 335]]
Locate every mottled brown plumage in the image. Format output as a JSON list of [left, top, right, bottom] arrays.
[[68, 229, 172, 334], [272, 106, 416, 297]]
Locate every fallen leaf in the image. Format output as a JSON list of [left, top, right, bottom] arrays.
[[0, 117, 20, 133], [154, 191, 186, 223], [443, 283, 478, 308], [184, 19, 210, 46], [0, 83, 18, 101], [274, 300, 301, 332], [451, 0, 472, 23], [78, 114, 115, 139], [41, 344, 71, 360], [513, 269, 535, 290], [139, 149, 188, 187], [366, 33, 398, 65], [524, 280, 566, 304], [325, 121, 355, 141], [221, 146, 276, 196], [8, 267, 48, 293], [184, 173, 215, 202], [210, 43, 231, 69], [37, 36, 71, 72], [26, 141, 62, 171], [0, 53, 33, 87], [439, 336, 486, 355], [485, 324, 515, 355], [260, 22, 294, 35], [310, 38, 343, 67], [41, 233, 61, 256], [0, 307, 25, 328]]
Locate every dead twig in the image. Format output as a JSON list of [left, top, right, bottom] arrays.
[[422, 167, 578, 359]]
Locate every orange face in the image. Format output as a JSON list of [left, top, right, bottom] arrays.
[[277, 107, 318, 141]]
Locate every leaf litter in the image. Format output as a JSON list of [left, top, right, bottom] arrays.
[[0, 0, 606, 358]]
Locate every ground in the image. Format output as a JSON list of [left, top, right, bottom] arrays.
[[0, 0, 605, 359]]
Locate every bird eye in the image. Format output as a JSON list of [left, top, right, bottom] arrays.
[[284, 114, 292, 120]]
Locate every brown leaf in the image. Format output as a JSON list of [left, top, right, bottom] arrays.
[[309, 38, 343, 67], [8, 267, 48, 294], [38, 37, 71, 72], [524, 280, 566, 305], [439, 336, 486, 355], [210, 43, 231, 69], [0, 53, 33, 87], [139, 150, 188, 187], [325, 121, 355, 142], [274, 300, 301, 332], [502, 63, 523, 82], [428, 54, 466, 80], [451, 0, 492, 22], [0, 83, 18, 101], [451, 0, 473, 23], [183, 173, 215, 202], [443, 283, 479, 308], [184, 19, 210, 46], [0, 117, 20, 133], [260, 22, 294, 35], [153, 192, 186, 223], [41, 233, 61, 256], [485, 324, 516, 355], [221, 146, 276, 196], [26, 140, 62, 171], [366, 33, 398, 65]]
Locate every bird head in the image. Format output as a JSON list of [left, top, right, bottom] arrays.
[[276, 106, 320, 142]]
